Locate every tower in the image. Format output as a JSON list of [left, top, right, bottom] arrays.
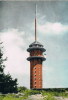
[[27, 5, 46, 89]]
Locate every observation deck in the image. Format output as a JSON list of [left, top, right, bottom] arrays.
[[27, 56, 46, 61], [27, 41, 46, 61]]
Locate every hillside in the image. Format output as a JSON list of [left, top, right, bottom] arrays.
[[0, 88, 68, 100]]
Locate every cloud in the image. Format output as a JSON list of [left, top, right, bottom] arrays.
[[0, 29, 30, 87], [0, 29, 25, 47], [38, 22, 68, 35]]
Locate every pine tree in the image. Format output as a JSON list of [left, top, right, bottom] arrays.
[[0, 42, 18, 94]]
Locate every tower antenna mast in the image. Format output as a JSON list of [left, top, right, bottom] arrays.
[[35, 4, 37, 41]]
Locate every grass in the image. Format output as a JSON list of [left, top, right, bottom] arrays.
[[0, 93, 28, 100], [0, 89, 68, 100], [42, 90, 68, 100]]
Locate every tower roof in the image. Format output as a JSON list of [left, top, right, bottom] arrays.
[[29, 41, 43, 47], [27, 41, 46, 52]]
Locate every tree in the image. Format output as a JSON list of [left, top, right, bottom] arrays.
[[0, 42, 18, 94], [3, 74, 18, 93]]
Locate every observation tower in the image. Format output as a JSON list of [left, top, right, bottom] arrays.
[[27, 5, 46, 89]]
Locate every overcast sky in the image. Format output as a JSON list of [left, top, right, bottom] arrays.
[[0, 1, 68, 88]]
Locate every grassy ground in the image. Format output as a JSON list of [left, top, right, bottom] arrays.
[[42, 91, 68, 100], [0, 89, 68, 100]]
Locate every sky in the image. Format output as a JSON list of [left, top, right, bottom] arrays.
[[0, 1, 68, 88]]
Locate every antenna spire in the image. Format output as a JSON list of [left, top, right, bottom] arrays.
[[35, 4, 37, 41]]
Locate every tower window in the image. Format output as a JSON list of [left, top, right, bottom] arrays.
[[34, 71, 36, 73], [39, 78, 40, 80], [39, 74, 40, 75], [35, 86, 36, 88], [34, 81, 36, 84], [34, 77, 36, 80], [34, 74, 36, 76], [33, 67, 36, 69]]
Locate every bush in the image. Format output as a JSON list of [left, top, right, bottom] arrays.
[[18, 86, 27, 92]]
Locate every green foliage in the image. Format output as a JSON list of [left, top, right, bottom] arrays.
[[3, 74, 18, 94], [0, 89, 68, 100], [18, 86, 27, 92], [44, 95, 56, 100], [0, 93, 28, 100], [0, 42, 18, 94], [30, 90, 41, 95], [0, 95, 5, 100], [42, 90, 68, 99]]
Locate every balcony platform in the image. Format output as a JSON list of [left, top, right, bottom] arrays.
[[27, 56, 46, 61], [27, 47, 46, 52]]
